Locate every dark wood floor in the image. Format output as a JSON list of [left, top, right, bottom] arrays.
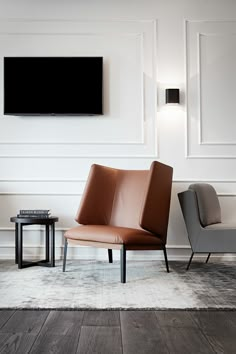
[[0, 310, 235, 353]]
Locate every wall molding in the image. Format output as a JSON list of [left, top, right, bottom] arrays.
[[0, 227, 68, 231], [186, 155, 236, 159], [0, 141, 146, 145], [0, 154, 158, 158], [0, 243, 191, 249], [185, 19, 236, 158], [0, 193, 82, 196], [198, 32, 236, 146], [1, 244, 236, 261], [0, 179, 86, 182], [0, 30, 145, 147], [197, 32, 202, 146], [184, 20, 190, 158], [0, 18, 158, 158], [0, 18, 157, 24], [201, 142, 236, 145], [174, 179, 236, 183], [2, 178, 236, 183], [1, 193, 235, 197], [2, 179, 236, 196]]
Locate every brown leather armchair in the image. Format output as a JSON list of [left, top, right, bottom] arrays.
[[63, 161, 173, 283]]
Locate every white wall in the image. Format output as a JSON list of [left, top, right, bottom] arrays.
[[1, 0, 236, 261]]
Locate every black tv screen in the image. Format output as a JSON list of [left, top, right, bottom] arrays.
[[4, 57, 103, 115]]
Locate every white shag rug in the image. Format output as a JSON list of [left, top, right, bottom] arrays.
[[0, 260, 235, 309]]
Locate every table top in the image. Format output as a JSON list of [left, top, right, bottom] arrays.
[[10, 216, 59, 224]]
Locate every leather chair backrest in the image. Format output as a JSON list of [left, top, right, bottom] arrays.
[[140, 161, 173, 243], [75, 164, 117, 225], [109, 169, 148, 229], [188, 183, 221, 226], [76, 161, 173, 242]]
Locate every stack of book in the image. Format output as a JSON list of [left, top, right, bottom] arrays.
[[17, 209, 51, 218]]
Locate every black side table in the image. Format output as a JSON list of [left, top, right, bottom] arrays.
[[10, 216, 59, 269]]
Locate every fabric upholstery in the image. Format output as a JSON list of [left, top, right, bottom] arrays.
[[65, 225, 163, 246], [205, 223, 236, 230], [179, 186, 236, 253], [189, 183, 221, 227]]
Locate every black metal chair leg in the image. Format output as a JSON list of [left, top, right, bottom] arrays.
[[50, 223, 55, 267], [15, 222, 18, 264], [108, 249, 113, 263], [163, 247, 169, 273], [186, 252, 194, 270], [17, 223, 23, 269], [63, 238, 68, 272], [45, 225, 49, 262], [205, 253, 211, 263], [120, 245, 126, 283]]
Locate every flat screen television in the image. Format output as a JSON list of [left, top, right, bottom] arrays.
[[4, 56, 103, 116]]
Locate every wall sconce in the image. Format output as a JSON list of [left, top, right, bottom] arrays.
[[165, 88, 180, 104]]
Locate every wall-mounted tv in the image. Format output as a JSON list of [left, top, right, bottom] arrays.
[[4, 56, 103, 116]]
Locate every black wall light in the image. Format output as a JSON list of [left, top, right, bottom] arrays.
[[165, 88, 180, 104]]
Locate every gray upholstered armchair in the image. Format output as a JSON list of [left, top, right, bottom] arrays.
[[178, 183, 236, 270]]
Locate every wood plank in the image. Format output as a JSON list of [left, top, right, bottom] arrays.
[[192, 311, 236, 354], [0, 333, 12, 347], [83, 311, 120, 326], [30, 333, 79, 354], [155, 310, 199, 329], [39, 310, 84, 336], [30, 311, 84, 354], [0, 332, 36, 353], [227, 311, 236, 326], [0, 311, 15, 330], [192, 311, 236, 336], [120, 311, 168, 354], [77, 326, 122, 354], [0, 310, 49, 334], [155, 311, 215, 354], [160, 326, 215, 354]]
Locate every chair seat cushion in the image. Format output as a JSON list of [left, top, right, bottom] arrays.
[[205, 223, 236, 230], [65, 225, 163, 246]]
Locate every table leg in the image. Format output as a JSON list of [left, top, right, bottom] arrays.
[[50, 223, 55, 267], [15, 223, 18, 264], [45, 225, 49, 262], [17, 223, 23, 269]]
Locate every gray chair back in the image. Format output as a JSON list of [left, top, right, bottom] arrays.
[[188, 184, 221, 227], [178, 183, 221, 251], [178, 189, 202, 250]]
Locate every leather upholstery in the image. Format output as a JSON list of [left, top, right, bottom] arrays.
[[65, 225, 164, 246], [140, 161, 173, 242], [109, 169, 148, 229], [69, 161, 173, 249], [75, 164, 117, 225]]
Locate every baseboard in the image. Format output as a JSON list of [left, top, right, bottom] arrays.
[[0, 244, 236, 261]]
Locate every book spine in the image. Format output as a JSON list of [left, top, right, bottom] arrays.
[[17, 214, 50, 218], [19, 210, 50, 215]]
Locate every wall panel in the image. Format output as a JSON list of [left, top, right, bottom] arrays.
[[1, 1, 236, 260], [0, 19, 158, 158], [186, 20, 236, 158]]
